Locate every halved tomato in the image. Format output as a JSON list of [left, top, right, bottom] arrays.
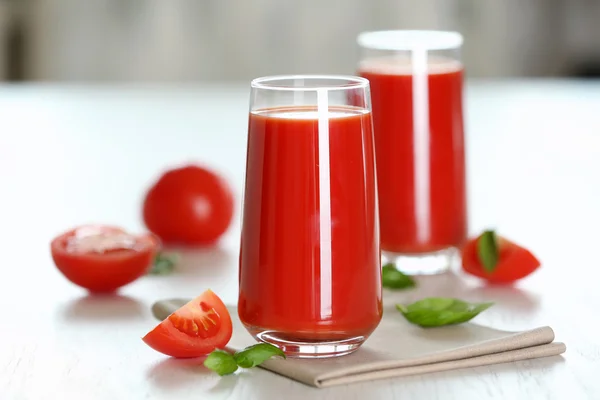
[[143, 289, 232, 358], [461, 231, 541, 284], [50, 224, 160, 292]]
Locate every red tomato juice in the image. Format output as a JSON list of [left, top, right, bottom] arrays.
[[239, 106, 382, 340], [359, 58, 467, 254]]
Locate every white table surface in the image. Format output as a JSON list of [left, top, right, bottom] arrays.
[[0, 80, 599, 400]]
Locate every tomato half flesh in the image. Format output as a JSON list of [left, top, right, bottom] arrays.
[[461, 235, 541, 284], [50, 224, 159, 292], [142, 289, 233, 358]]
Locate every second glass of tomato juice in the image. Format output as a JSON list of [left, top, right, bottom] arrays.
[[238, 75, 383, 358], [357, 31, 468, 274]]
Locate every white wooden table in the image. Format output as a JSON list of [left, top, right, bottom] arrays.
[[0, 80, 598, 399]]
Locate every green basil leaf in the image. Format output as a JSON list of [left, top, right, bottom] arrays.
[[396, 297, 494, 327], [381, 264, 416, 289], [477, 230, 499, 273], [148, 252, 179, 275], [203, 349, 238, 376], [233, 343, 286, 368]]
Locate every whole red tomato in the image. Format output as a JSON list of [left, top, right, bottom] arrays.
[[143, 165, 234, 245]]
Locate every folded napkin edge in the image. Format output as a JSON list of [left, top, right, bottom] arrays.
[[281, 325, 558, 382], [316, 342, 567, 388]]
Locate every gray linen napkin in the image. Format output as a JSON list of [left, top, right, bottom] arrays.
[[151, 299, 566, 388]]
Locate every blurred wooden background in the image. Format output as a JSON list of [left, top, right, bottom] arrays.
[[1, 0, 600, 82]]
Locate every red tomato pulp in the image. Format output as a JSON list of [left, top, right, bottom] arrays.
[[143, 290, 233, 358]]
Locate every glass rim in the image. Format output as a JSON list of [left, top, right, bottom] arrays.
[[250, 74, 369, 92], [357, 30, 463, 51]]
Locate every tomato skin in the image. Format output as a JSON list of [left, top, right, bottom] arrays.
[[461, 234, 541, 284], [142, 165, 235, 245], [143, 289, 232, 358], [50, 225, 160, 292]]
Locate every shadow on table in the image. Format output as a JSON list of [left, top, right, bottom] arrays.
[[60, 293, 145, 323], [147, 245, 236, 281], [147, 357, 209, 388], [147, 356, 240, 393], [383, 270, 540, 315], [466, 284, 541, 314]]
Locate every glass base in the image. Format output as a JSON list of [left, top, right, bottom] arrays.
[[246, 327, 365, 358], [382, 247, 458, 275]]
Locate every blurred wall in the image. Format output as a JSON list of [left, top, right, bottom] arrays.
[[0, 1, 9, 80], [1, 0, 600, 82]]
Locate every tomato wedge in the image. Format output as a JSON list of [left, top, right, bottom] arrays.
[[50, 224, 159, 292], [143, 289, 233, 358], [461, 231, 541, 284]]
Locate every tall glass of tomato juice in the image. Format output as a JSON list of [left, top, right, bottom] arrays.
[[238, 75, 382, 358], [357, 30, 468, 275]]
